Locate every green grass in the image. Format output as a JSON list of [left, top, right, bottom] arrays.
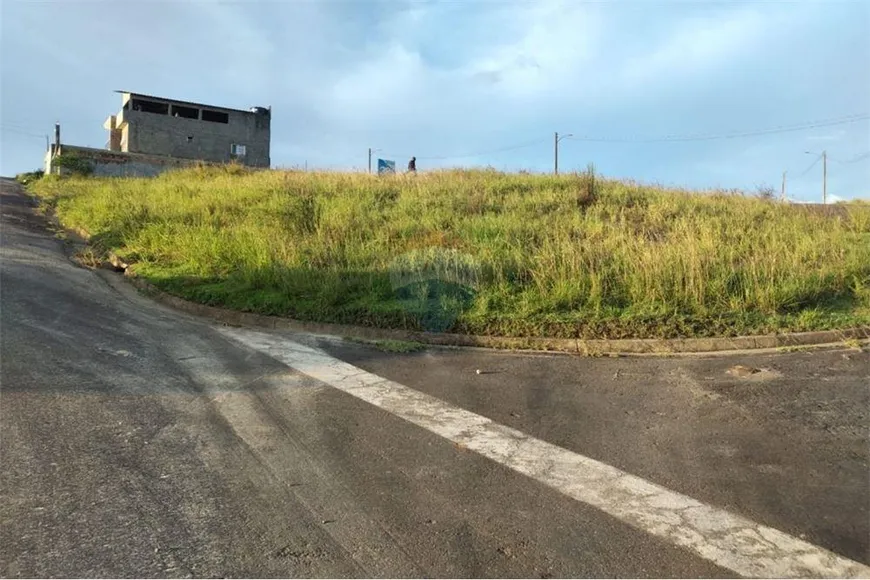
[[29, 164, 870, 339]]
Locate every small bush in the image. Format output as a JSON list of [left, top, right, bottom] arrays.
[[755, 184, 777, 200], [53, 154, 94, 176], [15, 169, 44, 185]]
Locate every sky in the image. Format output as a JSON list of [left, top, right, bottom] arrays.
[[1, 0, 868, 201]]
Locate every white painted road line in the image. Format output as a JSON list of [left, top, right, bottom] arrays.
[[219, 327, 870, 579]]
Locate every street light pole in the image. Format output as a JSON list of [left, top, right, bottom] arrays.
[[368, 148, 382, 174], [822, 150, 827, 205], [554, 132, 573, 175], [804, 150, 828, 204], [554, 132, 558, 175]]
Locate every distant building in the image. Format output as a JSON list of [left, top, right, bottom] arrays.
[[104, 91, 271, 167], [45, 91, 272, 177]]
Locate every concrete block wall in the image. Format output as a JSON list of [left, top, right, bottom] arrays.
[[45, 145, 202, 177], [91, 159, 176, 178], [123, 105, 270, 167]]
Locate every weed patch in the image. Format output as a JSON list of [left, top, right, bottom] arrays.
[[30, 167, 870, 338], [344, 337, 427, 353]]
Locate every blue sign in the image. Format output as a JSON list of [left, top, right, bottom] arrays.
[[377, 159, 396, 175]]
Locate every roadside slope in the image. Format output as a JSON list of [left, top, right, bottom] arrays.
[[27, 167, 870, 341]]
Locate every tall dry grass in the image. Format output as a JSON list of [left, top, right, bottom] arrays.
[[31, 165, 870, 338]]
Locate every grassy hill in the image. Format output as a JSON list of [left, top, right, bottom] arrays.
[[30, 165, 870, 339]]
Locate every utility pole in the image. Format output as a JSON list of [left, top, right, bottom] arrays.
[[554, 132, 573, 175], [554, 132, 559, 175], [781, 171, 787, 202], [804, 150, 829, 204], [822, 150, 827, 204]]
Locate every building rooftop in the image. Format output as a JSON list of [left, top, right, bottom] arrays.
[[114, 90, 268, 116]]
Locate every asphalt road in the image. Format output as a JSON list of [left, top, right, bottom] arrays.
[[1, 177, 868, 578]]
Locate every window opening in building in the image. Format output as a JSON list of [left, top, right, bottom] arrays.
[[202, 109, 229, 124], [132, 99, 169, 115], [230, 144, 247, 157], [172, 105, 199, 119]]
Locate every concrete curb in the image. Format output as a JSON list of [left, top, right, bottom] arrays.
[[122, 271, 869, 356]]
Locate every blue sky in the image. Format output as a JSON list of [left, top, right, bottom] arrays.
[[1, 0, 868, 201]]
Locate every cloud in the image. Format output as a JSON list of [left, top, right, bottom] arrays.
[[173, 3, 275, 99], [617, 7, 767, 88], [806, 130, 847, 142], [317, 0, 605, 135], [457, 0, 603, 99]]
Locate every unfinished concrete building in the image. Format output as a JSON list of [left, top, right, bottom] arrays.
[[103, 91, 271, 167]]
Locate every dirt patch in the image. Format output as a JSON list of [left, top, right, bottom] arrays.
[[726, 365, 783, 381]]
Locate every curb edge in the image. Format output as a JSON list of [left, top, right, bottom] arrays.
[[122, 269, 869, 356]]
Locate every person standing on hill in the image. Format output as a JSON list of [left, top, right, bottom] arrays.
[[407, 156, 417, 173]]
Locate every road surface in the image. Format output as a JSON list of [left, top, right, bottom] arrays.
[[1, 177, 868, 578]]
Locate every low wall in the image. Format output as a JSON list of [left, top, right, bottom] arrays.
[[45, 144, 205, 178]]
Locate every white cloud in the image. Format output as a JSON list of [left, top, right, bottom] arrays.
[[806, 130, 847, 142], [327, 43, 427, 114], [317, 0, 605, 132], [184, 3, 275, 97], [458, 0, 603, 99], [618, 7, 767, 88]]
